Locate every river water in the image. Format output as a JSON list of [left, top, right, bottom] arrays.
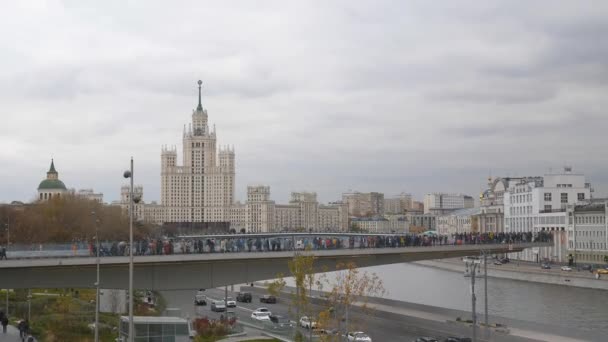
[[320, 263, 608, 333]]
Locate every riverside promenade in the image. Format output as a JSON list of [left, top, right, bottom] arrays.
[[415, 258, 608, 290], [246, 283, 604, 342]]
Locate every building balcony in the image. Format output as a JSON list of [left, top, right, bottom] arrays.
[[539, 209, 566, 214]]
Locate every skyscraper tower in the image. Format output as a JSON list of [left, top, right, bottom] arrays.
[[160, 80, 236, 223]]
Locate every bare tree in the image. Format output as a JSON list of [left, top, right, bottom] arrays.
[[318, 261, 386, 341]]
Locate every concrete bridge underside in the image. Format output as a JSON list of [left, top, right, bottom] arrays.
[[0, 243, 547, 290]]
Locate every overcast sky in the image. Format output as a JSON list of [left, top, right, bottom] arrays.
[[1, 0, 607, 204]]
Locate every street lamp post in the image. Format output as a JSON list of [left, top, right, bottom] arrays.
[[92, 212, 100, 342], [5, 216, 9, 315], [123, 157, 135, 342], [465, 257, 480, 342], [27, 289, 32, 322]]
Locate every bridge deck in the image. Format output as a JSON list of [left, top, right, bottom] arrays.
[[0, 242, 551, 290]]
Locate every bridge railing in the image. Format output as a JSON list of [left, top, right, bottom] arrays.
[[0, 232, 553, 260]]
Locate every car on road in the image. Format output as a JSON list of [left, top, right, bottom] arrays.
[[346, 331, 372, 342], [444, 338, 472, 342], [561, 266, 572, 271], [251, 311, 271, 321], [414, 338, 438, 342], [540, 263, 551, 269], [253, 307, 271, 315], [210, 301, 226, 312], [595, 268, 608, 275], [499, 257, 510, 264], [260, 295, 277, 304], [194, 292, 207, 306], [299, 316, 317, 329], [493, 260, 502, 265], [236, 292, 252, 303], [225, 297, 236, 308], [581, 264, 593, 271], [268, 315, 294, 329]]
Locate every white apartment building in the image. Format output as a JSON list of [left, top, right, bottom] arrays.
[[504, 167, 592, 262], [274, 192, 348, 232], [76, 189, 104, 203], [384, 192, 413, 214], [436, 208, 481, 235], [245, 185, 275, 233], [566, 201, 608, 265], [423, 193, 474, 215], [351, 217, 409, 233], [342, 191, 384, 217]]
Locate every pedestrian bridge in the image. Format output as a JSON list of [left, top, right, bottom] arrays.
[[0, 233, 550, 290]]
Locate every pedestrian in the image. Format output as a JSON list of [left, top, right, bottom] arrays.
[[1, 314, 8, 333], [18, 320, 25, 339], [22, 319, 30, 341]]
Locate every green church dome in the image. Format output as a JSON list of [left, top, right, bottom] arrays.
[[38, 178, 67, 190], [38, 159, 67, 191]]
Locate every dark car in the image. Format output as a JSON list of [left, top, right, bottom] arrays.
[[493, 260, 503, 265], [269, 315, 292, 326], [415, 338, 438, 342], [541, 263, 551, 269], [445, 338, 472, 342], [260, 295, 277, 304], [581, 264, 592, 271], [236, 292, 252, 303], [499, 257, 510, 263]]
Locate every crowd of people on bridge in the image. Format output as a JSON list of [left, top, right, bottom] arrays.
[[83, 231, 552, 257]]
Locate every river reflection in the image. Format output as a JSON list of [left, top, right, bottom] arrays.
[[288, 263, 608, 333]]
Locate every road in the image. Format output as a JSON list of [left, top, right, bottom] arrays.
[[161, 287, 538, 342]]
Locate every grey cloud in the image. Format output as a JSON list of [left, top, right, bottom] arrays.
[[1, 1, 608, 204]]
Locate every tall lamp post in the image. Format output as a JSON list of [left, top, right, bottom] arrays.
[[4, 216, 9, 315], [123, 157, 135, 342], [92, 211, 100, 342], [465, 257, 481, 342]]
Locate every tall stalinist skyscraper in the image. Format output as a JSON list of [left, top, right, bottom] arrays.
[[117, 80, 347, 233], [160, 80, 235, 223]]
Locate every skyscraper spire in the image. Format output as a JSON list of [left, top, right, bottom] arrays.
[[197, 80, 203, 111]]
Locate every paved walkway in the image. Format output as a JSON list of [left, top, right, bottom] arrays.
[[0, 325, 25, 342]]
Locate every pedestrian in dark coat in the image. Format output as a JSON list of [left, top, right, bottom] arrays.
[[1, 312, 7, 333]]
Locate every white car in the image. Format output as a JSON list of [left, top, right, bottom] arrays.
[[347, 331, 372, 342], [561, 266, 572, 271], [253, 307, 271, 314], [226, 297, 236, 308], [251, 311, 271, 321], [299, 316, 317, 329]]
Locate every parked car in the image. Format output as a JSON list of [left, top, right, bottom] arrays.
[[444, 338, 472, 342], [541, 263, 551, 270], [210, 301, 226, 312], [415, 338, 438, 342], [346, 331, 372, 342], [194, 292, 207, 306], [581, 264, 593, 271], [236, 292, 252, 303], [251, 311, 271, 321], [225, 297, 236, 308], [299, 316, 317, 329], [561, 266, 572, 272], [260, 295, 277, 304], [493, 261, 502, 265], [499, 257, 510, 264]]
